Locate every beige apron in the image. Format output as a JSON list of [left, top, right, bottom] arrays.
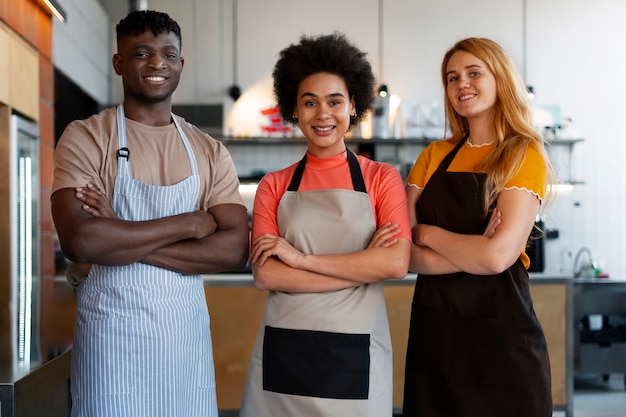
[[240, 150, 393, 417]]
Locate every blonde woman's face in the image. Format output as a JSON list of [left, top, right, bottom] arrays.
[[445, 51, 497, 122]]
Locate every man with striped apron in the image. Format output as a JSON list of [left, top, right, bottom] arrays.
[[240, 151, 393, 416], [70, 104, 218, 417]]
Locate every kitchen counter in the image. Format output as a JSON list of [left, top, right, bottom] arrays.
[[202, 272, 572, 286], [203, 272, 574, 414], [0, 349, 71, 417], [49, 272, 575, 413]]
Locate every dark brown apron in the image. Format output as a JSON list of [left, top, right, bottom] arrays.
[[402, 136, 552, 417]]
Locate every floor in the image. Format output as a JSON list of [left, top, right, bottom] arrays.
[[219, 374, 626, 417], [553, 373, 626, 417]]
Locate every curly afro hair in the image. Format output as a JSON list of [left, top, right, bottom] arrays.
[[116, 10, 182, 50], [272, 32, 376, 127]]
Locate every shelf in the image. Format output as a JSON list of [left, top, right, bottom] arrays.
[[546, 138, 585, 146], [216, 137, 434, 145], [220, 136, 586, 187], [219, 136, 584, 146]]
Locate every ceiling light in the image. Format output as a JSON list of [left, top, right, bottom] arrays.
[[36, 0, 67, 22]]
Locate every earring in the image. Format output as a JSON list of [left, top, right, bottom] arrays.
[[351, 113, 357, 119], [292, 115, 298, 124]]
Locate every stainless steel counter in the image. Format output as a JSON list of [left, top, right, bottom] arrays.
[[0, 349, 71, 417]]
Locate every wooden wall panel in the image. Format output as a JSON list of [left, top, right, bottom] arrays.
[[384, 285, 413, 409], [0, 26, 9, 104], [205, 286, 266, 410], [9, 33, 39, 120], [530, 283, 569, 407]]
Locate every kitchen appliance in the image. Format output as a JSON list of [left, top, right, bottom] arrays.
[[0, 114, 68, 417], [372, 87, 391, 138], [7, 113, 41, 371], [371, 86, 404, 139], [527, 220, 545, 273]]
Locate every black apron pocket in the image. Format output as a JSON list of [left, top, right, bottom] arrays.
[[262, 325, 370, 399]]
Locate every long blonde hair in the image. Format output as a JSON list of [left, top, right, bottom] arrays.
[[441, 38, 555, 214]]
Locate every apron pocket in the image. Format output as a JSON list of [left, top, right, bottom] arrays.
[[72, 318, 136, 398], [262, 325, 370, 399]]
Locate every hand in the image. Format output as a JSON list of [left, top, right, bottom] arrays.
[[367, 222, 401, 249], [66, 261, 93, 287], [483, 208, 502, 237], [251, 233, 305, 268], [186, 210, 218, 239], [75, 183, 117, 219]]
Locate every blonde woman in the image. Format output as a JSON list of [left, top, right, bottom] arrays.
[[403, 37, 555, 416]]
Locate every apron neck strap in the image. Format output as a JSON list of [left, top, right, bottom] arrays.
[[437, 134, 469, 172], [287, 149, 367, 193]]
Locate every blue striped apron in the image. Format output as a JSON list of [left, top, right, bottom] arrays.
[[70, 104, 218, 417]]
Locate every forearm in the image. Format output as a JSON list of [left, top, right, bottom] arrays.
[[62, 213, 204, 266], [422, 226, 520, 275], [253, 258, 361, 293], [142, 226, 249, 274], [298, 239, 410, 283], [409, 243, 461, 275]]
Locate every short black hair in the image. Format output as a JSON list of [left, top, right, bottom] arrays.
[[273, 32, 375, 127], [116, 10, 182, 49]]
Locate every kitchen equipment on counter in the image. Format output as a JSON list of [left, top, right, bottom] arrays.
[[527, 219, 545, 273], [371, 85, 404, 139], [372, 87, 390, 138]]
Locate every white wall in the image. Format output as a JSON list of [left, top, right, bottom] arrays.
[[53, 0, 111, 104], [56, 0, 626, 278], [526, 0, 626, 277]]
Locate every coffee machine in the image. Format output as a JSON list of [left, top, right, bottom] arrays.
[[372, 85, 391, 138], [371, 84, 404, 139]]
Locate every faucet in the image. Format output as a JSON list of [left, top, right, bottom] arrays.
[[573, 247, 599, 278]]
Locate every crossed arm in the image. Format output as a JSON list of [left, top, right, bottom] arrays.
[[406, 184, 539, 276], [251, 223, 411, 293], [51, 183, 249, 275]]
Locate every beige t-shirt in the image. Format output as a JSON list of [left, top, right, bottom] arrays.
[[52, 107, 244, 211]]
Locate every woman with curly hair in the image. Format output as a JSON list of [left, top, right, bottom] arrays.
[[239, 32, 411, 417], [402, 37, 555, 416]]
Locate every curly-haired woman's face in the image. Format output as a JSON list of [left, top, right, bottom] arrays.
[[294, 72, 355, 158], [445, 51, 497, 123]]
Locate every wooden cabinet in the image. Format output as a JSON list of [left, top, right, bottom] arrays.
[[0, 21, 39, 120], [0, 26, 10, 105]]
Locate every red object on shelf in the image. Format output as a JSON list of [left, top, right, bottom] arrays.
[[260, 106, 291, 136]]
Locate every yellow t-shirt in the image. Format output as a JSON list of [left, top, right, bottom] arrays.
[[406, 138, 547, 269]]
